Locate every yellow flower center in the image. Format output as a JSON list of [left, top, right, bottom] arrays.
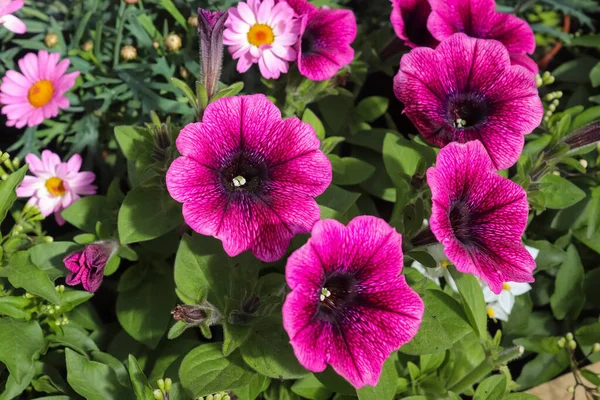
[[487, 307, 495, 318], [28, 80, 54, 108], [45, 177, 66, 196], [502, 282, 511, 291], [247, 24, 274, 47], [440, 260, 450, 269]]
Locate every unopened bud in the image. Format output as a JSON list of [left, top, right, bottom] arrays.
[[43, 236, 54, 243], [157, 379, 165, 392], [164, 378, 172, 392], [579, 159, 588, 169], [55, 285, 65, 293], [121, 45, 137, 60], [567, 386, 575, 393], [568, 340, 577, 350], [164, 34, 182, 51], [125, 0, 139, 4], [171, 305, 206, 324], [558, 338, 566, 348], [45, 33, 59, 48], [180, 66, 189, 79], [188, 15, 198, 26], [548, 104, 556, 112], [552, 171, 560, 176], [593, 343, 600, 353], [535, 75, 543, 88], [82, 41, 94, 52], [566, 332, 574, 341], [153, 389, 164, 400]]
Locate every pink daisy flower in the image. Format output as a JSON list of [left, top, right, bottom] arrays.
[[428, 0, 537, 73], [166, 94, 331, 262], [0, 0, 26, 34], [17, 150, 97, 225], [285, 0, 357, 81], [223, 0, 300, 79], [393, 33, 543, 170], [427, 141, 536, 294], [390, 0, 438, 48], [0, 51, 80, 128], [64, 241, 118, 293], [283, 216, 424, 388]]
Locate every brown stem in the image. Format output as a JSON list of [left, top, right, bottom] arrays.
[[538, 15, 571, 70]]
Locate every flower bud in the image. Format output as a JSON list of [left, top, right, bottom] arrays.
[[180, 67, 190, 79], [157, 379, 165, 392], [121, 45, 137, 60], [125, 0, 139, 4], [165, 34, 182, 51], [45, 33, 59, 48], [593, 343, 600, 353], [198, 8, 228, 99], [153, 41, 160, 49], [188, 15, 198, 26], [567, 386, 575, 393], [568, 340, 577, 350], [63, 241, 118, 293], [153, 389, 164, 400], [557, 338, 566, 348], [82, 41, 94, 52], [171, 305, 206, 324], [566, 332, 574, 341], [164, 378, 172, 392], [579, 159, 588, 169], [563, 121, 600, 151]]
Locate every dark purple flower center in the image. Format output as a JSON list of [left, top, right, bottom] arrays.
[[448, 200, 477, 247], [301, 30, 316, 55], [402, 3, 436, 47], [447, 93, 488, 129], [318, 273, 358, 321], [219, 151, 268, 195]]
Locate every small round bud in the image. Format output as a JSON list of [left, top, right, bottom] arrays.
[[552, 171, 560, 176], [188, 15, 198, 26], [206, 395, 214, 400], [566, 332, 574, 341], [43, 236, 54, 243], [556, 91, 563, 99], [153, 389, 164, 400], [164, 378, 172, 392], [45, 33, 59, 48], [82, 41, 94, 52], [157, 379, 165, 392], [124, 0, 139, 4], [24, 292, 35, 299], [568, 340, 577, 350], [543, 116, 549, 122], [546, 76, 555, 84], [557, 338, 566, 348], [164, 34, 182, 51], [567, 386, 575, 393], [593, 343, 600, 353], [548, 104, 556, 112], [153, 41, 160, 49], [121, 45, 137, 61], [223, 396, 231, 400], [180, 67, 189, 79], [579, 159, 588, 169], [535, 75, 543, 88]]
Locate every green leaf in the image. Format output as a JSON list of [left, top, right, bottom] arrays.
[[128, 355, 155, 400], [240, 316, 308, 379], [291, 374, 332, 400], [179, 343, 255, 398], [451, 270, 487, 338], [356, 358, 396, 400], [315, 367, 355, 396], [420, 352, 447, 374], [116, 266, 176, 349], [211, 82, 245, 101], [234, 374, 271, 400], [159, 0, 187, 27], [0, 363, 35, 400], [118, 186, 182, 244], [48, 325, 99, 355], [0, 164, 27, 224], [407, 251, 437, 269], [65, 349, 133, 400], [401, 289, 472, 355], [7, 252, 61, 304], [62, 196, 111, 233], [0, 296, 31, 320], [473, 375, 506, 400], [539, 174, 586, 209], [28, 241, 78, 281], [503, 394, 542, 400], [574, 227, 600, 255], [581, 369, 600, 386], [114, 126, 153, 164], [171, 78, 198, 109], [316, 185, 360, 214], [576, 322, 600, 346], [355, 96, 389, 122], [570, 34, 600, 48], [550, 245, 585, 320], [516, 352, 570, 390], [302, 109, 326, 140], [0, 319, 44, 384], [382, 133, 435, 183], [330, 155, 375, 186], [513, 336, 563, 354]]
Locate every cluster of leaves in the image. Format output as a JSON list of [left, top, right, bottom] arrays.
[[1, 0, 600, 400]]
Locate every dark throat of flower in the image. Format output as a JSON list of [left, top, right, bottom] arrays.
[[219, 151, 268, 195], [318, 273, 358, 322], [447, 93, 489, 130], [448, 200, 478, 247], [300, 31, 316, 56]]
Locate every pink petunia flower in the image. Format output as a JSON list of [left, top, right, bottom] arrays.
[[285, 0, 357, 81], [17, 150, 97, 225], [393, 33, 543, 170], [0, 51, 80, 128], [166, 94, 331, 262], [223, 0, 300, 79], [390, 0, 438, 48], [428, 0, 537, 72], [427, 140, 536, 294], [283, 216, 424, 388], [0, 0, 26, 34], [63, 241, 118, 293]]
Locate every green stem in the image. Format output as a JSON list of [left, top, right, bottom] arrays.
[[112, 1, 127, 68]]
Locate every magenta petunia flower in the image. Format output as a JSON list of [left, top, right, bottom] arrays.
[[166, 94, 331, 262], [0, 51, 79, 128], [428, 0, 536, 70], [17, 150, 97, 225], [64, 241, 118, 293], [283, 216, 424, 388], [427, 141, 536, 294], [223, 0, 300, 79], [285, 0, 357, 81], [0, 0, 26, 34], [393, 33, 543, 170], [390, 0, 438, 48]]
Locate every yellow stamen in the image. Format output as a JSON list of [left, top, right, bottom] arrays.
[[502, 282, 511, 291], [45, 177, 66, 196], [247, 24, 275, 46], [487, 307, 495, 318], [440, 260, 450, 269], [28, 80, 54, 108]]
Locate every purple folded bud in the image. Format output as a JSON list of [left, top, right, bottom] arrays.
[[171, 304, 207, 324], [563, 121, 600, 150], [63, 241, 118, 293], [198, 8, 228, 99]]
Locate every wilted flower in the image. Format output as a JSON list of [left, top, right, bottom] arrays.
[[283, 216, 424, 388], [17, 150, 97, 225], [224, 0, 300, 79], [120, 45, 137, 60], [0, 51, 80, 128], [0, 0, 26, 34], [44, 33, 59, 48], [166, 94, 331, 262], [428, 0, 537, 72], [63, 241, 118, 293], [165, 33, 182, 51], [427, 141, 536, 294], [198, 8, 228, 98], [286, 0, 357, 81], [394, 33, 543, 169], [390, 0, 437, 48]]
